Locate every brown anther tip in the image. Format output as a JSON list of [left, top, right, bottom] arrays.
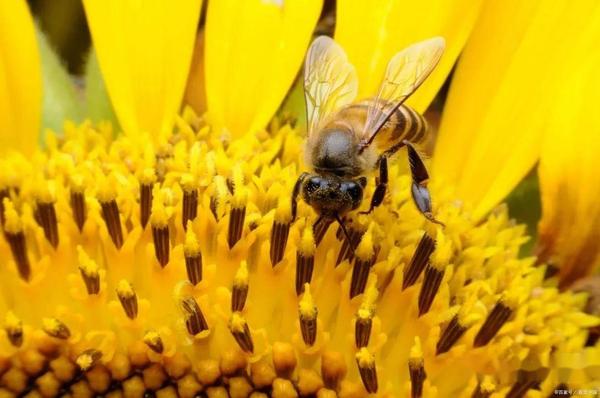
[[229, 313, 254, 353], [5, 231, 31, 281], [473, 301, 513, 348], [228, 206, 246, 249], [181, 297, 208, 335], [336, 226, 363, 266], [77, 349, 102, 371], [152, 224, 170, 267], [43, 318, 71, 340], [70, 191, 86, 232], [182, 188, 198, 230], [408, 357, 426, 398], [313, 217, 332, 246], [116, 281, 138, 320], [300, 314, 317, 347], [37, 201, 59, 248], [436, 315, 467, 355], [143, 331, 164, 354], [5, 323, 23, 348], [100, 199, 124, 249], [139, 183, 153, 229], [403, 233, 435, 290], [350, 257, 373, 299], [231, 284, 248, 312], [185, 253, 203, 285], [270, 221, 291, 267], [417, 264, 444, 316], [321, 351, 346, 390], [356, 358, 378, 393], [296, 252, 315, 296], [505, 370, 547, 398], [354, 317, 372, 349]]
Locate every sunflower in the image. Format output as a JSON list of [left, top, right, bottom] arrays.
[[0, 1, 599, 397]]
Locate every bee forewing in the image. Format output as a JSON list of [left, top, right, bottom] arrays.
[[304, 36, 358, 140], [362, 37, 445, 145]]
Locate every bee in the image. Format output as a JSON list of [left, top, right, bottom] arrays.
[[291, 36, 445, 241]]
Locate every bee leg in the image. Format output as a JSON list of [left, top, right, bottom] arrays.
[[291, 172, 309, 221], [405, 141, 445, 227], [360, 155, 388, 214]]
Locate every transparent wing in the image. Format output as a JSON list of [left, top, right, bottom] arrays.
[[304, 36, 358, 138], [362, 37, 445, 146]]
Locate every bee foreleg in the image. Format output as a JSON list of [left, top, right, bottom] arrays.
[[291, 172, 309, 221], [405, 141, 445, 227], [360, 155, 388, 214]]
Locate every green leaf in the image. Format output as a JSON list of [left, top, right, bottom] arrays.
[[84, 48, 119, 130], [505, 168, 541, 256]]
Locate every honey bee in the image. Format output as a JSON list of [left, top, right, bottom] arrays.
[[291, 36, 445, 240]]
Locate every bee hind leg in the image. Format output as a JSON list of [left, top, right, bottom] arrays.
[[360, 155, 388, 214], [405, 141, 445, 227]]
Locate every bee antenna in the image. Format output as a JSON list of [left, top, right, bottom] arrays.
[[334, 214, 357, 257]]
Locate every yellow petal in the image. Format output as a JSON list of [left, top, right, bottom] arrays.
[[205, 0, 322, 139], [433, 0, 599, 221], [0, 0, 42, 155], [83, 0, 202, 143], [536, 7, 600, 287], [184, 30, 207, 117], [335, 0, 482, 112]]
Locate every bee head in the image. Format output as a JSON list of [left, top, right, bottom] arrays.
[[301, 174, 366, 216]]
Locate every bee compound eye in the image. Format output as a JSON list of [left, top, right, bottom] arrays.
[[305, 176, 322, 194], [344, 181, 363, 203]]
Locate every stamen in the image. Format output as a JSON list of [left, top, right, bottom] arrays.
[[321, 351, 346, 390], [228, 185, 247, 249], [355, 348, 378, 393], [70, 190, 86, 232], [296, 226, 315, 295], [270, 199, 291, 266], [42, 318, 71, 340], [505, 370, 545, 398], [99, 199, 124, 249], [181, 173, 198, 230], [473, 301, 513, 347], [336, 225, 363, 266], [0, 188, 8, 226], [181, 297, 209, 335], [4, 312, 23, 347], [151, 188, 171, 267], [78, 246, 100, 295], [403, 233, 435, 290], [76, 349, 102, 371], [229, 312, 254, 353], [116, 280, 138, 320], [355, 284, 377, 348], [3, 198, 31, 281], [184, 224, 203, 285], [409, 338, 426, 398], [232, 261, 249, 312], [471, 376, 495, 398], [418, 263, 445, 316], [436, 315, 466, 355], [313, 216, 332, 246], [350, 229, 376, 299], [139, 168, 156, 229], [299, 284, 318, 346], [143, 330, 164, 354]]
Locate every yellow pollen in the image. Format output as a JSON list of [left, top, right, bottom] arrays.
[[139, 167, 157, 186], [5, 311, 22, 330], [180, 172, 197, 193], [299, 284, 317, 319], [357, 282, 378, 320], [480, 376, 496, 393], [233, 261, 249, 288], [229, 312, 247, 333], [116, 279, 135, 298], [150, 186, 171, 227], [78, 246, 99, 277], [275, 196, 292, 224], [33, 180, 55, 203], [184, 224, 201, 257], [3, 198, 23, 234], [431, 228, 452, 270], [298, 225, 316, 257], [96, 173, 118, 202], [410, 337, 423, 361], [355, 224, 374, 262], [355, 347, 375, 367]]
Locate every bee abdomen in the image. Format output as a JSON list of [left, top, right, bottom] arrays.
[[389, 105, 428, 145]]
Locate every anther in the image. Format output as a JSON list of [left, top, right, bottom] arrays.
[[355, 348, 378, 393], [42, 318, 71, 340], [99, 199, 124, 249], [403, 233, 435, 290], [232, 261, 249, 312], [3, 198, 31, 281], [229, 312, 254, 353], [409, 338, 426, 398], [143, 330, 164, 354], [299, 284, 318, 346], [228, 187, 247, 249], [211, 176, 229, 221], [4, 312, 23, 347], [355, 284, 377, 348], [151, 187, 171, 267], [336, 225, 363, 266], [78, 247, 100, 295], [270, 199, 292, 266], [116, 280, 138, 320], [35, 200, 59, 248], [506, 370, 546, 398], [181, 297, 209, 335], [473, 301, 513, 347], [181, 174, 198, 230], [471, 376, 495, 398], [76, 349, 102, 371], [350, 229, 376, 299], [139, 168, 156, 229], [313, 216, 332, 246], [296, 226, 315, 295], [436, 315, 467, 355], [70, 191, 86, 232], [418, 262, 445, 316], [184, 224, 203, 285]]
